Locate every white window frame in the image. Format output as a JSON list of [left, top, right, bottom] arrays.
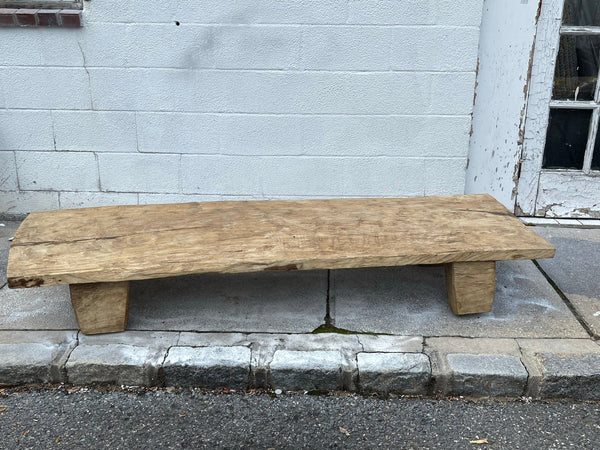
[[517, 0, 600, 218]]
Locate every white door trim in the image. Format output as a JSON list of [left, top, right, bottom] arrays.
[[516, 0, 564, 216]]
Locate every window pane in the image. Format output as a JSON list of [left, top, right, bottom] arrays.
[[543, 108, 591, 169], [553, 35, 600, 101], [593, 129, 600, 170], [563, 0, 600, 26]]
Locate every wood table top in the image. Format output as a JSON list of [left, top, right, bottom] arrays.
[[7, 194, 555, 287]]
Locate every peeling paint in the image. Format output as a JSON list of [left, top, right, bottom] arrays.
[[466, 0, 543, 211]]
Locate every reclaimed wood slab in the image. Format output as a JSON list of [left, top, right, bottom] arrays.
[[6, 194, 555, 333], [7, 194, 555, 287]]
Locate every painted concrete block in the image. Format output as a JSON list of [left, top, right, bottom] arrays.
[[53, 111, 137, 152], [180, 155, 425, 197], [0, 110, 54, 151], [390, 27, 480, 71], [16, 151, 99, 191], [59, 192, 138, 209], [214, 25, 301, 69], [98, 153, 179, 193], [136, 112, 219, 154], [300, 26, 390, 70], [1, 67, 91, 110], [0, 191, 59, 216], [0, 152, 17, 191]]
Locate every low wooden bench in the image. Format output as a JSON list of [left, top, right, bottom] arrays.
[[7, 194, 555, 335]]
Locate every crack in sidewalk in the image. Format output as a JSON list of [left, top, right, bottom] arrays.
[[532, 259, 597, 339]]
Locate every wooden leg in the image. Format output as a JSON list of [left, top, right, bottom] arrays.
[[70, 281, 130, 334], [444, 261, 495, 315]]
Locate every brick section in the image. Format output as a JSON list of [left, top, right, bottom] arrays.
[[0, 8, 16, 26], [0, 8, 84, 28], [37, 9, 60, 27], [59, 9, 81, 27], [15, 9, 37, 26]]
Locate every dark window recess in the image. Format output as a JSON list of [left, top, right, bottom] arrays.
[[563, 0, 600, 26], [552, 35, 600, 101], [543, 108, 591, 170], [592, 130, 600, 170]]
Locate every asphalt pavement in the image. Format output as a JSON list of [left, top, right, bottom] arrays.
[[0, 387, 599, 449]]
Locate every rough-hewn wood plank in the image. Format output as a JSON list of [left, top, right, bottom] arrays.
[[445, 261, 496, 315], [70, 281, 130, 334], [7, 194, 555, 288]]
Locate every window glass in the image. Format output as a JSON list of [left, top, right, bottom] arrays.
[[543, 108, 591, 169], [553, 35, 600, 100], [592, 128, 600, 170], [563, 0, 600, 26]]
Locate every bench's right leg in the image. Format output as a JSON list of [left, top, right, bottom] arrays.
[[69, 281, 130, 334], [444, 261, 496, 315]]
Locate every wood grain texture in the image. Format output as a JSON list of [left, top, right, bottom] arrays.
[[445, 261, 496, 315], [70, 282, 130, 334], [7, 194, 555, 288]]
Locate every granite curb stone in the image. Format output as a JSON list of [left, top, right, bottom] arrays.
[[518, 338, 600, 399], [161, 346, 251, 389], [2, 332, 600, 398], [269, 350, 344, 391], [445, 353, 528, 397], [66, 331, 179, 386], [0, 331, 77, 385], [357, 352, 431, 394]]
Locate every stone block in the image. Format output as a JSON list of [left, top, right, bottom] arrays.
[[446, 354, 528, 397], [358, 352, 430, 394], [161, 346, 251, 389], [269, 350, 342, 391], [66, 343, 165, 386], [0, 331, 77, 384]]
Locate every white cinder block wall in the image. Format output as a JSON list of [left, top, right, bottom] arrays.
[[0, 0, 483, 215]]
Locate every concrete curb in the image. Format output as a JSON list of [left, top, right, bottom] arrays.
[[2, 331, 600, 400]]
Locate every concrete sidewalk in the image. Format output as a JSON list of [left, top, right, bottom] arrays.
[[1, 219, 600, 399]]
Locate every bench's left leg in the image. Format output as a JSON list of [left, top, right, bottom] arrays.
[[444, 261, 496, 315], [70, 281, 130, 334]]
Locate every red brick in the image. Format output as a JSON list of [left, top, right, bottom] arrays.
[[37, 9, 60, 27], [59, 10, 81, 28], [15, 9, 38, 26], [0, 8, 16, 26]]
